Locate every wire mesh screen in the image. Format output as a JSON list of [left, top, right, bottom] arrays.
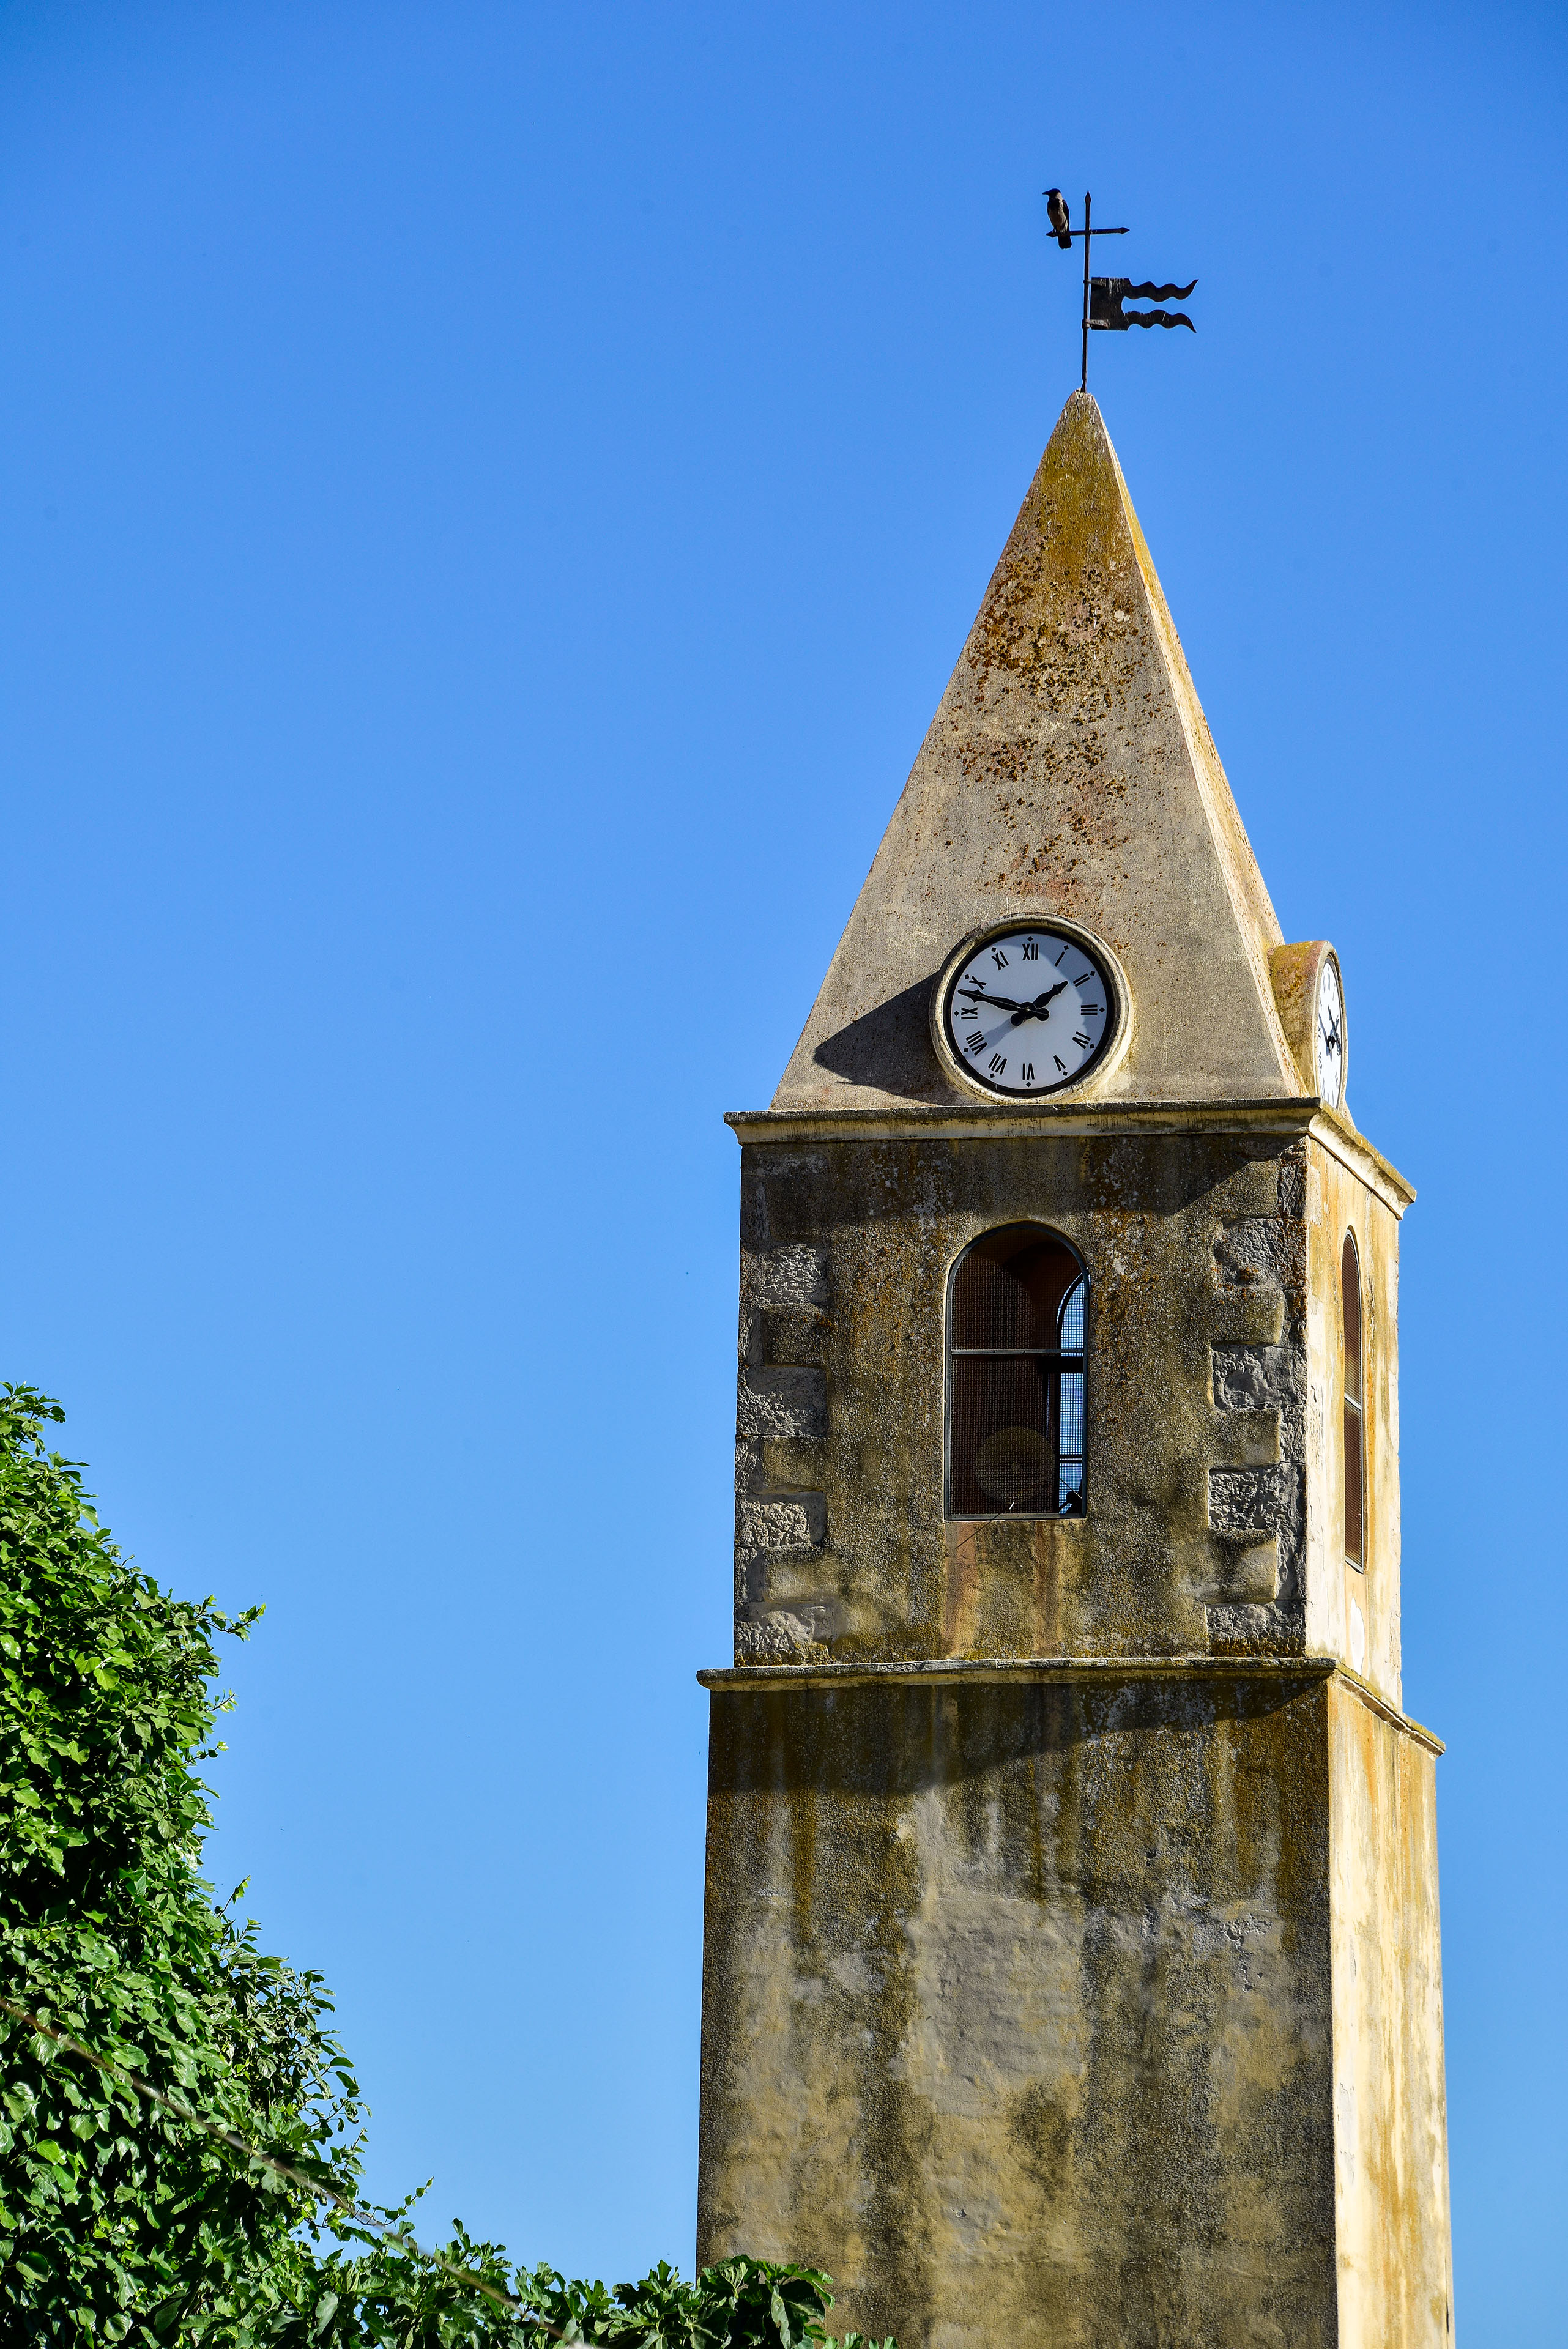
[[1342, 1232, 1364, 1565], [948, 1228, 1087, 1519], [1342, 1233, 1363, 1406]]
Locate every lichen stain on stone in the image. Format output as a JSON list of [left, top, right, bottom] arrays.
[[961, 426, 1154, 919]]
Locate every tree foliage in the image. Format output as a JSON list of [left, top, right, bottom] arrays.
[[0, 1387, 892, 2348]]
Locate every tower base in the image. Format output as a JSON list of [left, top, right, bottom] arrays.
[[697, 1658, 1451, 2349]]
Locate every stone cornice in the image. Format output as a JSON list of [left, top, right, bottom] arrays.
[[1336, 1662, 1444, 1753], [696, 1652, 1443, 1753], [727, 1099, 1321, 1146], [1308, 1107, 1416, 1214], [724, 1100, 1414, 1217]]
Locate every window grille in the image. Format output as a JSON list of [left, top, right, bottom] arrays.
[[1343, 1230, 1364, 1568], [947, 1226, 1087, 1519]]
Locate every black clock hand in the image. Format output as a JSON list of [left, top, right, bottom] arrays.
[[956, 987, 1027, 1013], [957, 979, 1077, 1028], [1009, 981, 1072, 1025]]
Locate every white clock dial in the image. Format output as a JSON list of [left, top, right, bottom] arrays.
[[1314, 957, 1345, 1110], [941, 927, 1115, 1097]]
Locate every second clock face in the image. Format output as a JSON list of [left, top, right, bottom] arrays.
[[942, 927, 1115, 1097], [1315, 956, 1345, 1110]]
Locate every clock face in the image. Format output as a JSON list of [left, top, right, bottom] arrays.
[[940, 926, 1115, 1097], [1315, 957, 1345, 1110]]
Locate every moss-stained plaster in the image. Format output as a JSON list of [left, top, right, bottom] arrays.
[[698, 1664, 1448, 2349]]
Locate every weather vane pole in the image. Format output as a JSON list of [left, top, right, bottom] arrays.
[[1043, 187, 1197, 390]]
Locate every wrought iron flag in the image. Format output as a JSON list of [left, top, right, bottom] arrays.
[[1042, 187, 1197, 391], [1090, 279, 1197, 333]]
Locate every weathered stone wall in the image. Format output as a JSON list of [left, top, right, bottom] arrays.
[[1206, 1142, 1309, 1655], [698, 1662, 1343, 2349], [1304, 1132, 1403, 1707], [1328, 1680, 1451, 2346], [735, 1128, 1330, 1665]]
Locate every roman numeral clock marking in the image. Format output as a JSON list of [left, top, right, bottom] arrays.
[[936, 926, 1118, 1100]]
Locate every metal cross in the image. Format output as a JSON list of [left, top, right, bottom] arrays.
[[1044, 188, 1196, 387], [1074, 190, 1126, 391]]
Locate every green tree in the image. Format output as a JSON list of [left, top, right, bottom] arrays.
[[0, 1388, 891, 2349], [0, 1383, 359, 2338]]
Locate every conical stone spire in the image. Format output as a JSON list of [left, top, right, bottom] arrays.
[[775, 391, 1302, 1109]]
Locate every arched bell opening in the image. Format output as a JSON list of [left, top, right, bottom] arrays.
[[945, 1224, 1088, 1520]]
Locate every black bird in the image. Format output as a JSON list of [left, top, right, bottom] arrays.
[[1045, 187, 1072, 248]]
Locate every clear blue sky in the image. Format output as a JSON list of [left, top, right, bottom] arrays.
[[1, 2, 1563, 2337]]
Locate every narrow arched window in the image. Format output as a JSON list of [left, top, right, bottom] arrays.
[[947, 1226, 1087, 1518], [1342, 1231, 1364, 1568]]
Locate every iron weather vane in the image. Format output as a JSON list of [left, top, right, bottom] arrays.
[[1044, 187, 1197, 392]]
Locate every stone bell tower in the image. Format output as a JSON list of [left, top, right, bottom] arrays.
[[695, 392, 1454, 2349]]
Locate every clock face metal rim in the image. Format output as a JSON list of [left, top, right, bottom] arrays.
[[932, 919, 1126, 1102]]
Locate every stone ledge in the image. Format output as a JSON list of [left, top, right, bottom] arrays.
[[1310, 1106, 1416, 1214], [726, 1099, 1321, 1146], [1336, 1663, 1445, 1754], [724, 1100, 1414, 1216], [696, 1653, 1444, 1754]]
